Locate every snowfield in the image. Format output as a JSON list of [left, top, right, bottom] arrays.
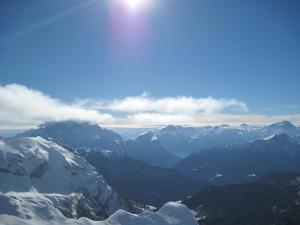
[[0, 193, 198, 225]]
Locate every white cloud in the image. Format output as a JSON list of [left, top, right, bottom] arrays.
[[0, 84, 299, 129], [110, 113, 300, 127], [0, 84, 114, 129], [78, 93, 248, 114], [121, 113, 195, 126]]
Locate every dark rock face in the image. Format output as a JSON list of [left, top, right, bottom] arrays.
[[84, 149, 204, 207]]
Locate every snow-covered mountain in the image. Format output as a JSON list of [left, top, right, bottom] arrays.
[[17, 121, 180, 167], [123, 132, 180, 167], [16, 121, 300, 165], [0, 136, 127, 220], [261, 121, 299, 136], [152, 124, 261, 157], [153, 122, 300, 157], [0, 136, 199, 225], [17, 121, 123, 152]]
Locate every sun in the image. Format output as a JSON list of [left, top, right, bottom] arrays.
[[115, 0, 154, 11], [126, 0, 143, 9], [111, 0, 156, 14]]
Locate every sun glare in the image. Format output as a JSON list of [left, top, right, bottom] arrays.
[[127, 0, 141, 9], [114, 0, 154, 11]]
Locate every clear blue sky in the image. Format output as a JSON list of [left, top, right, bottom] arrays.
[[0, 0, 300, 116]]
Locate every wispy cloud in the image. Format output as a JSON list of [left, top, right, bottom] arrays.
[[76, 92, 248, 114], [0, 84, 299, 129]]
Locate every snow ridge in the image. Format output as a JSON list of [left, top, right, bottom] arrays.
[[0, 136, 126, 219]]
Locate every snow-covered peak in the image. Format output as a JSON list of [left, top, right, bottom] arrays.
[[0, 136, 127, 219], [17, 121, 123, 152], [263, 121, 298, 135], [130, 131, 159, 143]]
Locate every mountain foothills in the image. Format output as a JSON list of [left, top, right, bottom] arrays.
[[84, 149, 203, 206], [2, 120, 300, 225], [0, 136, 198, 225], [183, 172, 300, 225]]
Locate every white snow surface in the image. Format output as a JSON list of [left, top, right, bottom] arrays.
[[0, 192, 197, 225], [0, 137, 126, 218]]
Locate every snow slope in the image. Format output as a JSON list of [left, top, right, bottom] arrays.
[[0, 193, 197, 225], [0, 136, 127, 219]]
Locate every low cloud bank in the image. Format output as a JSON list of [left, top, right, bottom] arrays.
[[0, 84, 299, 129]]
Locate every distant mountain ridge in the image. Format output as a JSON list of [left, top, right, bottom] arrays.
[[123, 131, 180, 167], [153, 121, 300, 157], [17, 121, 180, 168], [17, 121, 123, 152], [172, 133, 300, 185], [17, 121, 300, 159], [16, 120, 300, 187]]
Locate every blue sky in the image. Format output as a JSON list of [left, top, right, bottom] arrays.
[[0, 0, 300, 128]]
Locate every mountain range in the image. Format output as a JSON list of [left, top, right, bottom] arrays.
[[16, 120, 300, 187], [0, 136, 198, 225], [153, 121, 300, 157], [10, 120, 300, 225], [172, 133, 300, 185]]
